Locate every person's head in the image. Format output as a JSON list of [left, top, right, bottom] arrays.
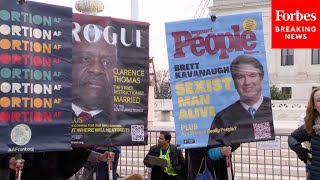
[[230, 55, 264, 105], [158, 131, 171, 148], [72, 25, 118, 111], [304, 87, 320, 134]]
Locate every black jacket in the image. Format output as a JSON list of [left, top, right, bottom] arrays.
[[143, 144, 185, 180], [8, 148, 90, 180], [0, 154, 11, 180], [288, 125, 320, 180]]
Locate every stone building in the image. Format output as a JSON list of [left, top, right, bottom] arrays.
[[208, 0, 320, 100]]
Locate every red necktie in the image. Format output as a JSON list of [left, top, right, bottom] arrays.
[[78, 111, 92, 122]]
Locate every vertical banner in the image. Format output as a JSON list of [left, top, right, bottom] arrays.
[[165, 12, 275, 149], [72, 14, 149, 146], [0, 1, 73, 152], [271, 0, 320, 48]]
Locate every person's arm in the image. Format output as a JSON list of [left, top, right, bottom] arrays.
[[208, 144, 239, 161], [207, 147, 223, 160], [8, 157, 25, 171], [288, 126, 311, 163], [143, 146, 155, 167], [87, 150, 114, 163], [59, 148, 114, 179], [288, 126, 310, 150]]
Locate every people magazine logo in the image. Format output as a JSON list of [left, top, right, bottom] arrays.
[[171, 17, 259, 60], [271, 0, 320, 48]]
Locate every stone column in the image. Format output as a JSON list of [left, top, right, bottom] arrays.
[[75, 0, 104, 15]]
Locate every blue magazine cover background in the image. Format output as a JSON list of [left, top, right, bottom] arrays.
[[165, 12, 275, 149]]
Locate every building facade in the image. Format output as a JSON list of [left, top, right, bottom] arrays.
[[208, 0, 320, 100]]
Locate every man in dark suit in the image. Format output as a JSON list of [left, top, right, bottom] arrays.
[[208, 55, 274, 146]]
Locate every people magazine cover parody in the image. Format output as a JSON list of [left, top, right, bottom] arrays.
[[165, 12, 275, 149]]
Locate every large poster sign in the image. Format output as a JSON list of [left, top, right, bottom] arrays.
[[0, 1, 72, 152], [71, 14, 149, 146], [165, 12, 275, 149]]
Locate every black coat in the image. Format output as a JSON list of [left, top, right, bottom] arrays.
[[9, 148, 90, 180], [208, 97, 274, 146], [186, 144, 239, 180], [288, 125, 320, 180], [0, 154, 11, 180], [143, 144, 185, 180], [0, 154, 10, 169]]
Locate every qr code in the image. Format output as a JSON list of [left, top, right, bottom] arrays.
[[131, 125, 144, 141], [253, 122, 271, 140]]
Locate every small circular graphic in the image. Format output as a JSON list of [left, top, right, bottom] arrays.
[[11, 124, 32, 146], [242, 18, 257, 31]]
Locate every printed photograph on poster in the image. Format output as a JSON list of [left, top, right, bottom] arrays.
[[165, 12, 275, 149], [71, 14, 149, 146]]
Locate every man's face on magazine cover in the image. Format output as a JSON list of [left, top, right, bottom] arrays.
[[72, 39, 116, 110], [233, 64, 263, 104]]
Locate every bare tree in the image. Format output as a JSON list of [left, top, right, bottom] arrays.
[[154, 69, 171, 99]]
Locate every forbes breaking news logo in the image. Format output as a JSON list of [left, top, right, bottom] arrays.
[[275, 10, 316, 22], [271, 0, 320, 48], [274, 10, 316, 40]]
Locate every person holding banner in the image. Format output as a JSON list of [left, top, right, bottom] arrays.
[[208, 55, 273, 145], [5, 149, 114, 180], [144, 131, 185, 180], [186, 143, 239, 180], [95, 146, 121, 180], [288, 87, 320, 180], [0, 154, 24, 180]]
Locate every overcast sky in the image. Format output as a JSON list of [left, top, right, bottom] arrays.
[[30, 0, 209, 69]]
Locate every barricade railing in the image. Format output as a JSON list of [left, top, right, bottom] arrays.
[[117, 131, 306, 180]]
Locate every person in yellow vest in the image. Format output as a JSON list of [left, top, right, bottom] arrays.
[[144, 131, 185, 180]]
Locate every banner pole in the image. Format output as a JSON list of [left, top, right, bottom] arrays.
[[226, 155, 232, 180], [15, 154, 22, 180]]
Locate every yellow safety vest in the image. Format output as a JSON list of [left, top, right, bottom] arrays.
[[160, 147, 178, 176]]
